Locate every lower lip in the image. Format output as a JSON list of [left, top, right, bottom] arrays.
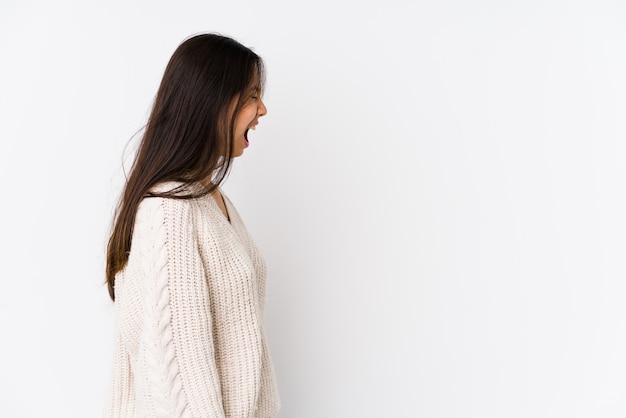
[[244, 137, 249, 148]]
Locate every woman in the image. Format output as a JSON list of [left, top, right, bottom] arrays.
[[104, 33, 280, 418]]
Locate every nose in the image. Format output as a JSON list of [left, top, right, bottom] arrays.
[[258, 98, 268, 117]]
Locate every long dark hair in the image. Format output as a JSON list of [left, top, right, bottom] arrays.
[[106, 33, 265, 300]]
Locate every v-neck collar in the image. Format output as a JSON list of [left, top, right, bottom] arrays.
[[206, 191, 246, 241], [211, 190, 231, 224]]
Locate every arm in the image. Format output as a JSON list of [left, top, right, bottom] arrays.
[[131, 197, 226, 418], [103, 327, 137, 418]]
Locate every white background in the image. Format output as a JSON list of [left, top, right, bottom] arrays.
[[1, 0, 625, 417]]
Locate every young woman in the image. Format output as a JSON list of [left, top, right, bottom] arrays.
[[104, 33, 280, 418]]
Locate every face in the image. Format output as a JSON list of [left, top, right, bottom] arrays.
[[231, 88, 267, 158]]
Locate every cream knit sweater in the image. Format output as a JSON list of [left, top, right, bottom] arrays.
[[104, 185, 280, 418]]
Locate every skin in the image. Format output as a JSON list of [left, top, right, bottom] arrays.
[[231, 90, 268, 158], [212, 90, 268, 221]]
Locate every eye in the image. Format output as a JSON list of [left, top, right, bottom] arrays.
[[249, 88, 262, 101]]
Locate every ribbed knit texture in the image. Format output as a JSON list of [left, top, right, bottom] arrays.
[[105, 185, 280, 418]]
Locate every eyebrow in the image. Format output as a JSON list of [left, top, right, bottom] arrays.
[[248, 86, 262, 97]]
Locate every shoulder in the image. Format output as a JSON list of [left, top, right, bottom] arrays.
[[135, 196, 197, 235], [134, 193, 220, 243], [124, 197, 201, 288]]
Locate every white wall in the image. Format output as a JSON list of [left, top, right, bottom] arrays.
[[1, 0, 625, 416]]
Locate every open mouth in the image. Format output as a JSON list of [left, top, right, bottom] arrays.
[[244, 129, 249, 146]]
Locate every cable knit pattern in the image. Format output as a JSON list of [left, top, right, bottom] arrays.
[[105, 184, 280, 418]]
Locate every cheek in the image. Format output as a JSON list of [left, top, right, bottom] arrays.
[[242, 104, 258, 121]]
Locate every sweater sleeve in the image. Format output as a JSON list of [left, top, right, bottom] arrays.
[[103, 326, 137, 418], [129, 197, 226, 418]]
